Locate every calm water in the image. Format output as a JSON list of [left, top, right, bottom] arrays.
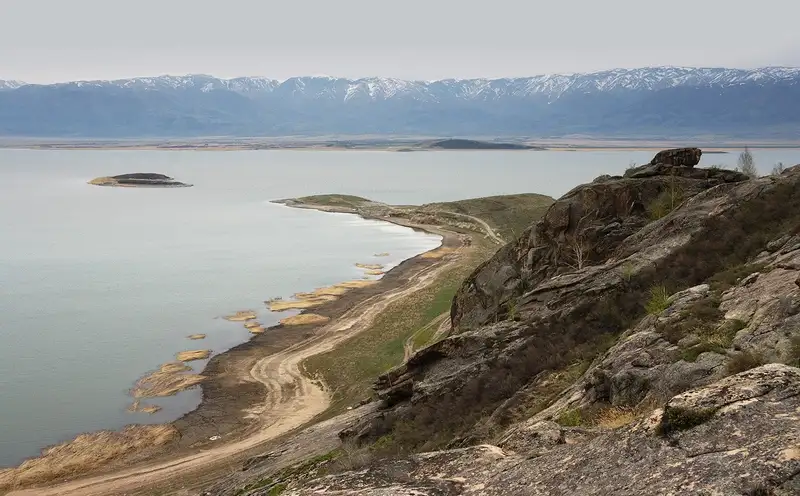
[[1, 147, 799, 467]]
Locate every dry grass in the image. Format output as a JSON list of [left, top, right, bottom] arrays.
[[355, 263, 384, 270], [0, 425, 178, 491], [593, 406, 639, 429], [176, 350, 211, 362], [420, 247, 456, 259], [248, 326, 266, 334], [364, 270, 385, 276], [131, 362, 205, 398], [243, 320, 263, 329], [295, 286, 350, 298], [269, 296, 337, 311], [279, 314, 331, 326], [224, 310, 257, 321], [187, 334, 206, 340]]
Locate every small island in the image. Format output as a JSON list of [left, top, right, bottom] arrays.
[[88, 173, 192, 188]]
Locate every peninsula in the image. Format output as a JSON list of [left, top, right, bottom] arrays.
[[88, 173, 192, 188]]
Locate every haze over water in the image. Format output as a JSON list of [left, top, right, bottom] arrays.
[[1, 148, 799, 467]]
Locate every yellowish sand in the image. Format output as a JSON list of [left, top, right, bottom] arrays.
[[87, 176, 116, 186], [421, 247, 456, 259], [0, 425, 178, 491], [279, 313, 331, 326], [294, 286, 350, 298], [268, 295, 337, 311], [187, 334, 207, 340], [355, 263, 384, 270], [374, 252, 390, 257], [131, 362, 205, 398], [223, 310, 257, 321], [158, 362, 191, 374], [127, 401, 163, 415], [243, 320, 263, 329], [248, 326, 266, 334], [335, 280, 379, 289], [364, 269, 385, 276], [176, 350, 211, 362]]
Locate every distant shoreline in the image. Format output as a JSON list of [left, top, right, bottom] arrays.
[[2, 137, 800, 152]]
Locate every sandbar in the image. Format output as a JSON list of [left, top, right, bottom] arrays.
[[176, 350, 211, 362], [224, 310, 257, 321]]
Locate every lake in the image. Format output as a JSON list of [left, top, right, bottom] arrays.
[[1, 147, 799, 467]]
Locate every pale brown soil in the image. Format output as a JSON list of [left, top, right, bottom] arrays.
[[130, 363, 205, 399], [187, 334, 206, 340], [223, 311, 257, 322], [279, 314, 331, 326]]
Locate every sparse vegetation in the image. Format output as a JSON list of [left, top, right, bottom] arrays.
[[726, 350, 766, 375], [708, 263, 766, 292], [736, 147, 758, 178], [647, 173, 685, 220], [772, 162, 785, 176], [556, 408, 583, 427], [593, 406, 639, 429], [656, 406, 718, 437], [789, 336, 800, 366], [645, 286, 671, 315]]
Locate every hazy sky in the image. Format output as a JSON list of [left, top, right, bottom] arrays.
[[3, 0, 799, 83]]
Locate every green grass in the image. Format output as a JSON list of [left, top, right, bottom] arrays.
[[656, 406, 718, 437], [421, 193, 554, 240], [645, 286, 671, 315], [556, 408, 583, 427], [302, 242, 496, 413], [296, 194, 372, 209]]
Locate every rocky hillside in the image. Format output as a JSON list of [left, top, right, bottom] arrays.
[[210, 149, 800, 495]]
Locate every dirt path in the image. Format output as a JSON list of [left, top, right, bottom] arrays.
[[10, 234, 463, 496], [439, 211, 503, 244], [403, 312, 449, 361]]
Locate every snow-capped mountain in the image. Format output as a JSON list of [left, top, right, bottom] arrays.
[[0, 80, 25, 90], [1, 67, 798, 137]]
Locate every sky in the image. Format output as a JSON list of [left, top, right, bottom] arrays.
[[2, 0, 799, 83]]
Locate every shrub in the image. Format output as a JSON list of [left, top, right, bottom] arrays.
[[647, 188, 685, 221], [645, 286, 671, 315], [737, 147, 758, 178], [725, 350, 766, 375], [556, 408, 583, 427], [789, 336, 800, 366], [708, 263, 766, 292], [656, 406, 718, 437], [772, 162, 785, 176]]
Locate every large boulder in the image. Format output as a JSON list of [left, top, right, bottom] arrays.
[[649, 147, 703, 167]]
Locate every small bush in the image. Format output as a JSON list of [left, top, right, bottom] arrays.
[[593, 406, 638, 429], [726, 350, 766, 375], [789, 336, 800, 366], [656, 406, 718, 437], [556, 408, 583, 427], [645, 286, 671, 315], [658, 295, 723, 344], [268, 484, 288, 496], [680, 342, 726, 362], [708, 263, 766, 292]]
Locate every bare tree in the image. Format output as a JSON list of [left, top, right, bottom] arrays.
[[772, 162, 785, 176], [737, 147, 758, 178]]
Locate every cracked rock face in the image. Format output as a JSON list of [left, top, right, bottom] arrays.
[[277, 365, 800, 496]]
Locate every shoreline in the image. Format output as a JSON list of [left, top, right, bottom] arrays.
[[2, 201, 467, 495]]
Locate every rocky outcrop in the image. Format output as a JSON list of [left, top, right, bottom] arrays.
[[451, 149, 747, 333], [269, 365, 800, 495], [649, 147, 703, 167], [357, 153, 800, 453]]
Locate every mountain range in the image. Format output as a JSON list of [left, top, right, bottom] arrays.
[[1, 67, 799, 138]]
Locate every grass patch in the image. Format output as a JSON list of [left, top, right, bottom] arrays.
[[303, 242, 496, 413], [678, 319, 746, 362], [647, 184, 685, 221], [645, 285, 671, 315], [295, 194, 371, 209], [593, 406, 639, 429], [656, 406, 718, 437], [421, 193, 554, 240], [556, 408, 583, 427], [658, 295, 722, 344]]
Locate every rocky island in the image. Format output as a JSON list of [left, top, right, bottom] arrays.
[[88, 173, 192, 187]]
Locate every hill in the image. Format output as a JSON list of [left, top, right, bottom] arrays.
[[1, 67, 799, 137]]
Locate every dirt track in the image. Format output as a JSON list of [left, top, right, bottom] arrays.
[[9, 224, 464, 496]]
